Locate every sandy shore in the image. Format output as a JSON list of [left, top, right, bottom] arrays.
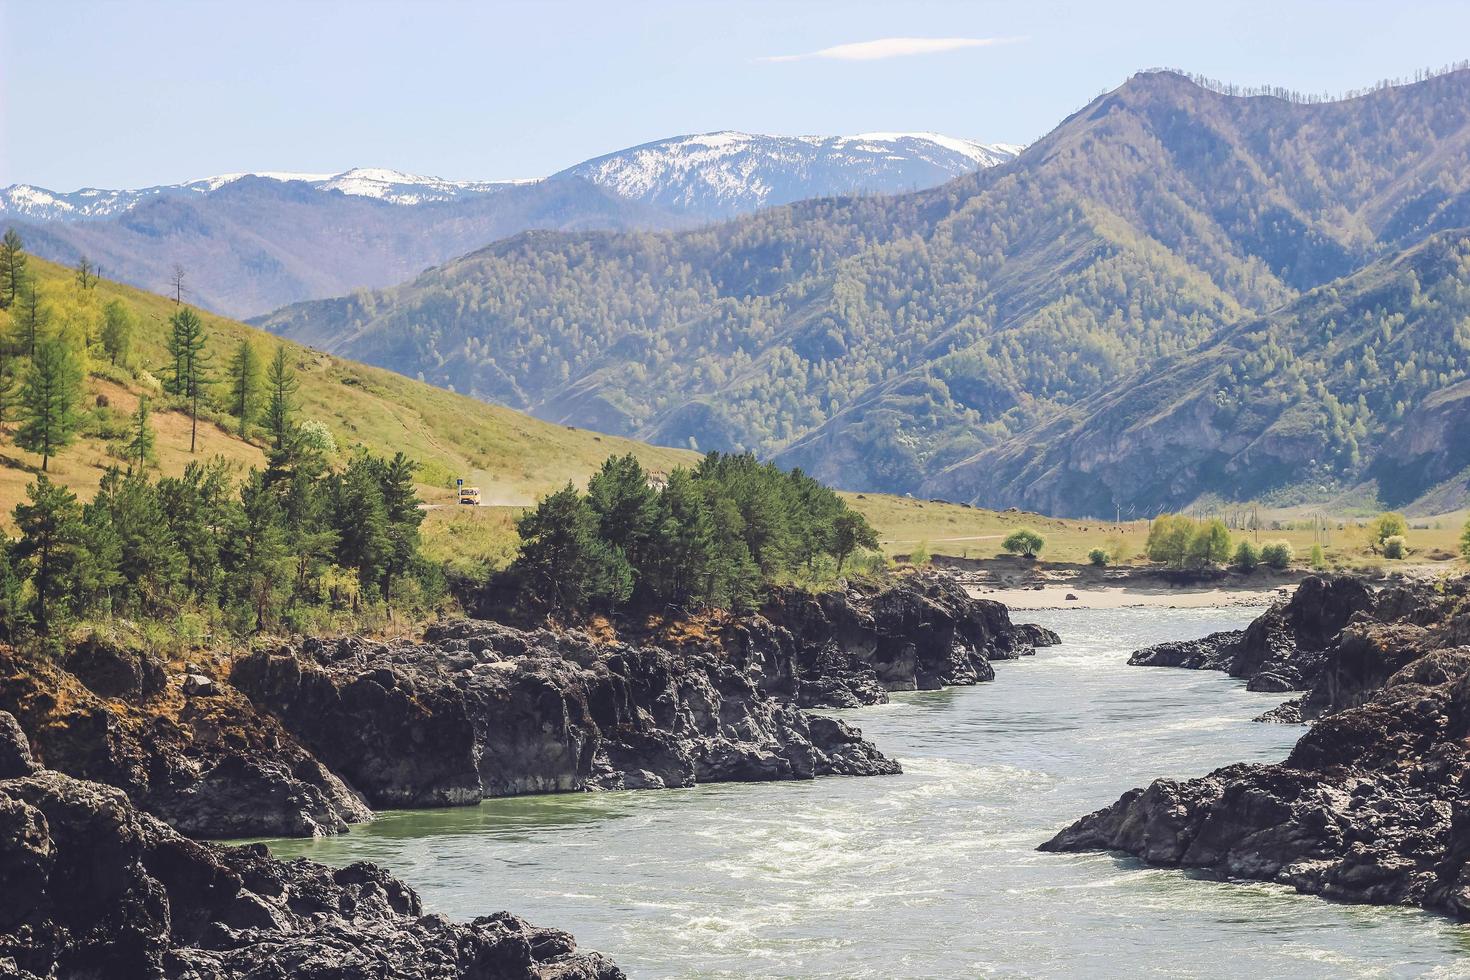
[[969, 583, 1293, 610]]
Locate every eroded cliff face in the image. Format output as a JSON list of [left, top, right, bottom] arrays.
[[0, 644, 370, 838], [0, 752, 623, 980], [230, 619, 901, 805], [1044, 575, 1470, 920]]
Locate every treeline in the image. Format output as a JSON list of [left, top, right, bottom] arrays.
[[0, 439, 433, 646], [508, 452, 880, 614], [1146, 515, 1297, 571]]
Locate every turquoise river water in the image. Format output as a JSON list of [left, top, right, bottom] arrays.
[[261, 607, 1470, 978]]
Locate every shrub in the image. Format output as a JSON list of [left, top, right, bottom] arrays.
[[908, 540, 931, 566], [1382, 535, 1407, 560], [298, 419, 337, 456], [1369, 512, 1407, 550], [1233, 540, 1259, 570], [1002, 527, 1045, 558], [1461, 517, 1470, 561], [1187, 518, 1231, 566], [1309, 543, 1326, 569], [1260, 541, 1294, 569], [1087, 547, 1109, 567]]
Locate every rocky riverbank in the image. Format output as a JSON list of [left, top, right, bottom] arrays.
[[1043, 575, 1470, 920], [0, 572, 1055, 838], [0, 718, 621, 980]]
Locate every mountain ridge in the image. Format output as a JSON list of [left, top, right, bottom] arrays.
[[258, 68, 1470, 514]]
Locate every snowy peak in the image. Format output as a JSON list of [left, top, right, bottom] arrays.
[[0, 131, 1018, 223], [0, 169, 538, 220], [554, 131, 1019, 217]]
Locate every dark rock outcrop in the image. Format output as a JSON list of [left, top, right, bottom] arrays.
[[1044, 575, 1470, 920], [0, 645, 369, 838], [0, 768, 622, 979], [748, 573, 1060, 708], [1128, 575, 1375, 691], [231, 618, 901, 808]]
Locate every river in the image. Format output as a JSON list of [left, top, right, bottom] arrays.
[[261, 607, 1470, 977]]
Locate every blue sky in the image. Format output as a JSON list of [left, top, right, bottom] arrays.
[[3, 0, 1468, 189]]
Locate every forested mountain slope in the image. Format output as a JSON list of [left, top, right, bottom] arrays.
[[260, 69, 1470, 509], [929, 232, 1470, 515]]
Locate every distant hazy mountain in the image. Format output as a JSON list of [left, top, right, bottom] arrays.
[[0, 133, 1013, 316], [260, 68, 1470, 515], [556, 131, 1020, 218]]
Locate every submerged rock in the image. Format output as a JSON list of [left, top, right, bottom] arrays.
[[0, 768, 623, 979], [1044, 575, 1470, 921]]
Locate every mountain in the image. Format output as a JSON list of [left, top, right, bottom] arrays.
[[556, 131, 1019, 218], [0, 167, 530, 221], [927, 230, 1470, 516], [0, 133, 1013, 317], [258, 68, 1470, 513]]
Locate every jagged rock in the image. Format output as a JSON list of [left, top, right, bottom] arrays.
[[0, 649, 369, 839], [1044, 575, 1470, 921], [65, 638, 167, 700], [231, 616, 903, 809], [1128, 575, 1376, 690], [0, 769, 623, 979], [751, 573, 1058, 707], [0, 710, 34, 778]]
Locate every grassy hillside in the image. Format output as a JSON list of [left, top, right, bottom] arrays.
[[0, 256, 697, 527]]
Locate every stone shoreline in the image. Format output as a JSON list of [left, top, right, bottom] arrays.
[[1042, 575, 1470, 921]]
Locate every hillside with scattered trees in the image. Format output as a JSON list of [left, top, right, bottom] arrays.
[[259, 68, 1470, 513]]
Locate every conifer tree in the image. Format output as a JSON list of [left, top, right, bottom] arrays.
[[228, 470, 291, 631], [0, 542, 31, 641], [166, 308, 210, 452], [331, 455, 391, 598], [0, 228, 25, 309], [226, 338, 261, 435], [0, 328, 17, 424], [74, 256, 98, 291], [264, 344, 298, 455], [100, 300, 133, 367], [126, 397, 156, 472], [587, 453, 658, 575], [12, 475, 85, 635], [515, 482, 632, 612], [17, 337, 83, 471], [378, 451, 424, 600], [16, 280, 45, 357]]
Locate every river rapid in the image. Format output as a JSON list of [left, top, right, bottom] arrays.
[[262, 607, 1470, 978]]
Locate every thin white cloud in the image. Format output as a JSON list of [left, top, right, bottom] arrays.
[[760, 36, 1019, 63]]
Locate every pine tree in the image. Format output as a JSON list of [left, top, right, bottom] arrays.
[[16, 280, 45, 357], [0, 541, 31, 641], [280, 466, 337, 600], [377, 452, 423, 601], [586, 453, 658, 574], [264, 344, 299, 455], [330, 456, 391, 599], [647, 468, 713, 605], [96, 468, 180, 611], [166, 308, 210, 452], [830, 510, 879, 573], [17, 337, 84, 471], [514, 483, 632, 612], [126, 397, 156, 472], [100, 300, 133, 366], [227, 470, 291, 631], [74, 256, 98, 291], [12, 475, 86, 636], [0, 327, 17, 424], [0, 228, 25, 309], [157, 458, 233, 598], [226, 339, 261, 435], [75, 478, 125, 616]]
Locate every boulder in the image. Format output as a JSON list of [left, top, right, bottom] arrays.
[[0, 769, 623, 979]]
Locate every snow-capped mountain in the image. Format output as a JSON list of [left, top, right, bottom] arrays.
[[0, 168, 535, 221], [555, 131, 1021, 218], [0, 129, 1019, 316]]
